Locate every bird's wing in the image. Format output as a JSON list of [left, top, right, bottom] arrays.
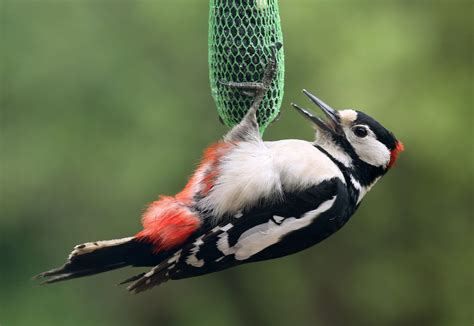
[[126, 177, 349, 293]]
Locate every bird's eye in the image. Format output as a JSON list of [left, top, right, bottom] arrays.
[[353, 125, 368, 138]]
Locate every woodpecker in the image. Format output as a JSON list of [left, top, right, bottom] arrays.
[[36, 52, 403, 293]]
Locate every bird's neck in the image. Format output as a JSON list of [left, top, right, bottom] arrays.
[[315, 143, 385, 205]]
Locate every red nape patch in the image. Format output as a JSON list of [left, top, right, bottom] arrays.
[[388, 141, 404, 169], [136, 197, 201, 253]]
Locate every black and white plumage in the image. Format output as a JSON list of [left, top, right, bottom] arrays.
[[124, 89, 403, 293], [36, 87, 403, 293], [128, 180, 347, 292]]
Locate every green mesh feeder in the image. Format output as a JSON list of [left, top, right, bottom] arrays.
[[209, 0, 285, 133]]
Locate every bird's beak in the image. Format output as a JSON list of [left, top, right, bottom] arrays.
[[291, 90, 343, 136]]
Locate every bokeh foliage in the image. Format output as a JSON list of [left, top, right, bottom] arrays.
[[1, 1, 472, 326]]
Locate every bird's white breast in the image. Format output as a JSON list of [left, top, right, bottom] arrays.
[[200, 139, 344, 223], [265, 140, 345, 190]]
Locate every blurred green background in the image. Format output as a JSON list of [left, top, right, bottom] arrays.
[[1, 1, 472, 325]]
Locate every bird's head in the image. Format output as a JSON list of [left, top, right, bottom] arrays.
[[292, 90, 404, 176]]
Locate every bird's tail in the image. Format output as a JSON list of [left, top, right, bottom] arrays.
[[35, 237, 157, 284]]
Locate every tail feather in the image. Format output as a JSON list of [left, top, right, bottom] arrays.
[[125, 249, 182, 293], [35, 237, 159, 284], [37, 263, 128, 284], [118, 272, 146, 285], [125, 263, 171, 294]]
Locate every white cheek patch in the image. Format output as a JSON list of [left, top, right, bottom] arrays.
[[216, 196, 336, 260], [353, 137, 390, 167], [345, 128, 390, 168]]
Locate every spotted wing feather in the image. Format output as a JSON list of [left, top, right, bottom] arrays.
[[127, 178, 351, 292]]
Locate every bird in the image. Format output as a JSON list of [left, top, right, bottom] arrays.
[[35, 53, 403, 293]]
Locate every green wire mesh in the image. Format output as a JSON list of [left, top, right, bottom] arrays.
[[208, 0, 284, 133]]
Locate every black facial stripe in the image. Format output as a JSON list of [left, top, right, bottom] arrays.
[[354, 111, 397, 150], [314, 145, 359, 204], [315, 143, 386, 188]]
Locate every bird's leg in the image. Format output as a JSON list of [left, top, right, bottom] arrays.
[[222, 42, 282, 142]]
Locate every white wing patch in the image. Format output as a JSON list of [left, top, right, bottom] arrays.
[[273, 215, 285, 224], [187, 223, 235, 267], [216, 232, 232, 256], [185, 237, 205, 267], [167, 249, 182, 264], [215, 223, 235, 256], [216, 196, 337, 260]]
